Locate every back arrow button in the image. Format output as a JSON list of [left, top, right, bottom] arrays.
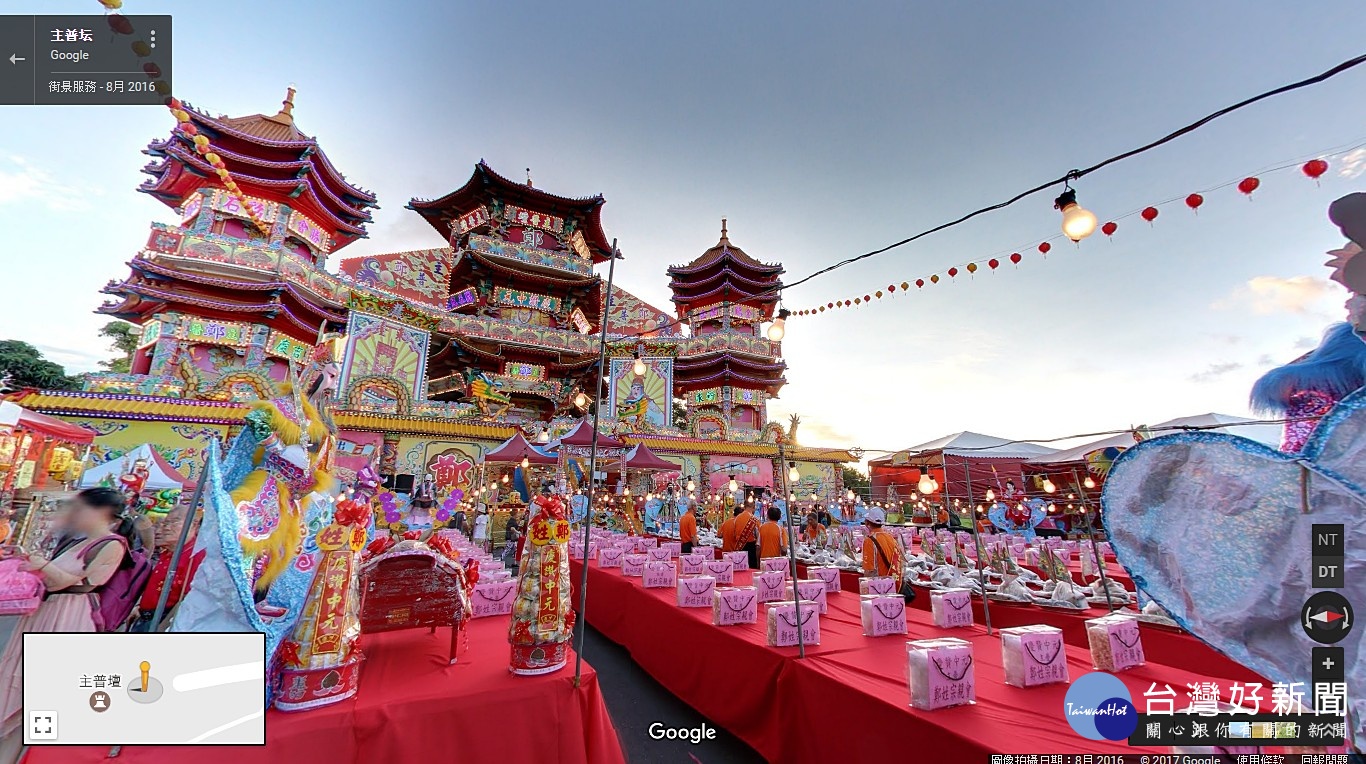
[[8, 54, 25, 65]]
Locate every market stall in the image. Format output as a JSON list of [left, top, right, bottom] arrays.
[[0, 400, 95, 550]]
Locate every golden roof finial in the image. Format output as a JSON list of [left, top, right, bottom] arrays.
[[720, 217, 729, 244], [276, 84, 297, 123]]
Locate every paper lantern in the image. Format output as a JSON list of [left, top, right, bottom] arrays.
[[204, 152, 221, 165], [1303, 159, 1329, 180], [171, 108, 189, 122], [947, 267, 958, 278], [1101, 221, 1117, 237], [854, 298, 862, 305], [1038, 242, 1051, 255], [844, 300, 851, 307], [827, 302, 834, 309], [965, 263, 978, 274], [167, 98, 181, 110], [915, 279, 925, 288], [1185, 193, 1204, 212], [179, 122, 197, 136], [1237, 177, 1260, 197], [143, 63, 161, 78], [875, 290, 883, 298], [1009, 253, 1022, 265], [1141, 206, 1159, 223], [107, 14, 134, 35], [863, 294, 871, 302], [987, 258, 999, 270], [131, 40, 151, 57], [900, 282, 910, 290], [153, 81, 170, 95], [887, 284, 896, 293], [818, 306, 825, 312], [99, 0, 123, 8], [929, 275, 940, 284]]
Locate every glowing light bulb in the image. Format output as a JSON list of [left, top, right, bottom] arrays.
[[1056, 189, 1097, 242], [788, 463, 800, 482], [766, 318, 785, 342], [1047, 503, 1056, 514], [632, 356, 647, 376], [624, 487, 631, 496], [917, 473, 935, 494], [846, 489, 855, 501], [728, 475, 738, 492], [985, 489, 996, 502], [1083, 476, 1096, 489], [686, 478, 695, 492], [1042, 478, 1056, 494], [574, 391, 588, 409], [502, 474, 509, 484], [520, 457, 529, 469]]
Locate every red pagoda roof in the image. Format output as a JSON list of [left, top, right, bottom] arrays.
[[407, 162, 612, 262], [139, 89, 377, 250], [667, 221, 783, 316]]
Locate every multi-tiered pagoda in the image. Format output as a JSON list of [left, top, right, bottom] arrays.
[[96, 88, 376, 400], [668, 220, 787, 439]]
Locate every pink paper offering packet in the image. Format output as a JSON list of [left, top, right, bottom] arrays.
[[712, 586, 759, 626], [1086, 614, 1145, 672], [703, 559, 735, 585], [907, 638, 976, 710], [1000, 625, 1069, 687], [643, 560, 677, 589], [676, 575, 716, 607], [859, 594, 907, 637], [765, 600, 821, 647]]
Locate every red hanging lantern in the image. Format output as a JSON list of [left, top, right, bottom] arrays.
[[1101, 221, 1117, 238], [887, 284, 896, 293], [142, 63, 161, 78], [1303, 159, 1329, 180], [1141, 206, 1159, 224], [1038, 242, 1051, 255], [1009, 253, 1022, 265], [915, 279, 925, 288], [844, 300, 851, 307], [947, 267, 958, 278], [179, 122, 197, 136], [167, 98, 181, 110], [987, 258, 999, 270], [863, 294, 871, 302], [1185, 193, 1204, 212], [1237, 177, 1260, 197], [827, 302, 834, 309]]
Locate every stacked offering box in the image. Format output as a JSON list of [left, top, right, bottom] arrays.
[[807, 565, 842, 593], [703, 559, 735, 585], [642, 560, 677, 589], [755, 571, 787, 602], [859, 576, 897, 596], [712, 586, 759, 626], [765, 599, 821, 647], [906, 638, 976, 710], [930, 588, 974, 629], [680, 553, 706, 575], [723, 551, 750, 571], [1086, 614, 1146, 672], [1000, 625, 1069, 687], [787, 579, 828, 614], [677, 575, 716, 607], [860, 594, 908, 637]]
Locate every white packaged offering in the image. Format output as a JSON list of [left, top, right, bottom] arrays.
[[1086, 614, 1145, 672], [930, 588, 974, 628], [1000, 625, 1069, 687], [906, 637, 975, 710]]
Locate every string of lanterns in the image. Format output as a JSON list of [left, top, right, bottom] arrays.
[[96, 0, 272, 236], [788, 153, 1347, 319]]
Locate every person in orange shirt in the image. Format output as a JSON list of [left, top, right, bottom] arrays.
[[757, 506, 786, 559], [861, 508, 902, 583], [719, 507, 741, 553], [679, 502, 699, 554], [736, 504, 761, 568]]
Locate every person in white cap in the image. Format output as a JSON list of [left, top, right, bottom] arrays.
[[861, 507, 901, 580]]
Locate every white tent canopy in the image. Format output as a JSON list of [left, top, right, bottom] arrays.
[[877, 431, 1058, 463], [79, 443, 192, 491], [1027, 413, 1281, 465]]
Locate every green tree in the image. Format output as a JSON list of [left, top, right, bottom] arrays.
[[98, 320, 139, 374], [672, 397, 689, 429], [841, 465, 870, 497], [0, 340, 82, 391]]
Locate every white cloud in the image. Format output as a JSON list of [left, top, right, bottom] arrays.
[[0, 155, 96, 211], [1213, 276, 1336, 315], [1188, 361, 1243, 383], [1339, 148, 1366, 180]]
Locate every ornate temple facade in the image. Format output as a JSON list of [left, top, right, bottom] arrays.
[[17, 92, 848, 498]]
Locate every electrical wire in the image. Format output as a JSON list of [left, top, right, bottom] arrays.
[[607, 51, 1366, 343]]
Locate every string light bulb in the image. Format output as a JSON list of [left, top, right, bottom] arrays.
[[1055, 188, 1098, 242], [502, 474, 510, 484], [985, 488, 996, 503], [766, 308, 790, 342], [574, 390, 588, 409], [846, 489, 855, 502], [787, 461, 799, 482], [1042, 477, 1056, 494], [686, 477, 696, 492], [917, 471, 935, 494], [520, 456, 529, 469], [1083, 476, 1096, 489], [632, 353, 647, 377], [728, 475, 738, 492]]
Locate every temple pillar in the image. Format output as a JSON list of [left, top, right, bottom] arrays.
[[381, 433, 400, 474]]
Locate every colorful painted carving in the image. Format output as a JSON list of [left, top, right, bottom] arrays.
[[467, 370, 512, 417]]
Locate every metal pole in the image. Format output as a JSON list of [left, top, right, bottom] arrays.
[[150, 445, 211, 630], [962, 459, 993, 634], [574, 240, 619, 688], [779, 439, 804, 658], [1072, 468, 1116, 613]]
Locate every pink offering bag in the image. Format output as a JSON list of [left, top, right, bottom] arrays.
[[760, 557, 789, 575], [1000, 625, 1069, 687], [755, 571, 787, 602], [711, 586, 759, 626], [703, 560, 735, 585], [930, 588, 974, 629], [807, 566, 842, 593], [470, 580, 517, 618], [622, 553, 647, 576], [723, 551, 749, 571], [647, 548, 673, 563], [765, 600, 821, 647], [787, 579, 827, 614], [679, 553, 706, 575], [859, 595, 907, 637], [677, 576, 716, 607], [598, 547, 625, 568], [907, 638, 976, 710], [643, 560, 678, 589], [859, 576, 896, 596]]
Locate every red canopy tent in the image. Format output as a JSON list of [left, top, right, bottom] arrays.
[[870, 431, 1058, 504], [484, 432, 558, 465], [552, 419, 626, 451], [0, 401, 94, 444], [621, 443, 678, 472]]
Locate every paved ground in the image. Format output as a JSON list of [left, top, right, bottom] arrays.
[[580, 625, 763, 763]]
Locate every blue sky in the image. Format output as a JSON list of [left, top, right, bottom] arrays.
[[2, 1, 1364, 454]]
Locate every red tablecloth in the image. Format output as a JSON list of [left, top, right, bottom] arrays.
[[574, 558, 1256, 762], [29, 615, 625, 764], [793, 563, 1261, 683]]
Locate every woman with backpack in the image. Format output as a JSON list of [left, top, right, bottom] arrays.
[[0, 487, 137, 764]]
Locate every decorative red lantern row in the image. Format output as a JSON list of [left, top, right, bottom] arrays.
[[792, 155, 1339, 319]]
